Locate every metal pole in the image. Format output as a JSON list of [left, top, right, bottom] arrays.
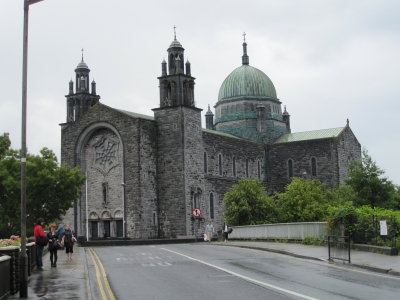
[[121, 183, 126, 245], [348, 236, 351, 263], [20, 1, 44, 297], [328, 236, 331, 260], [20, 1, 30, 297], [86, 171, 88, 241]]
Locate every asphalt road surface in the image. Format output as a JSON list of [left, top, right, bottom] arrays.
[[85, 243, 400, 300]]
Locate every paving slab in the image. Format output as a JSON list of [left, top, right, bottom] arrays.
[[10, 246, 87, 300], [214, 241, 400, 276]]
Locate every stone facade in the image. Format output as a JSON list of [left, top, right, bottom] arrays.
[[60, 38, 361, 239]]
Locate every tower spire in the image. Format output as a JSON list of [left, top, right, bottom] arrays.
[[242, 32, 249, 65], [81, 48, 84, 61]]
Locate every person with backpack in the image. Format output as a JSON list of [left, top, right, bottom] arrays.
[[34, 218, 48, 270]]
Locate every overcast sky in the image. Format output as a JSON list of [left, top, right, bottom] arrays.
[[1, 0, 399, 184]]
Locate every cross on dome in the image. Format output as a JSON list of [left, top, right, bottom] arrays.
[[173, 25, 177, 40]]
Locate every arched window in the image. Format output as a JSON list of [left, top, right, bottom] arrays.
[[193, 193, 197, 208], [288, 159, 294, 178], [218, 154, 223, 176], [210, 193, 214, 219], [102, 182, 108, 207], [246, 159, 249, 178], [232, 156, 236, 177], [204, 152, 207, 173], [311, 157, 317, 176], [257, 160, 261, 180]]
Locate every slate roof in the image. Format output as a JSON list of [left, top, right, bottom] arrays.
[[202, 128, 264, 145], [117, 109, 154, 120], [273, 127, 345, 144]]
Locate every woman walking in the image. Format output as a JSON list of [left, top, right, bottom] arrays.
[[61, 223, 76, 260], [47, 224, 59, 267], [34, 218, 48, 270]]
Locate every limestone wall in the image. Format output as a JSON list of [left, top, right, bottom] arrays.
[[268, 138, 340, 188], [337, 126, 362, 184]]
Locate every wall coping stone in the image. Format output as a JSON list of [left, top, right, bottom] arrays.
[[0, 255, 11, 262], [232, 222, 328, 228], [0, 246, 20, 251]]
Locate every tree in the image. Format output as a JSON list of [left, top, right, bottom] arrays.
[[223, 179, 277, 226], [0, 135, 85, 237], [345, 149, 398, 209], [331, 184, 358, 207], [276, 177, 331, 223], [0, 133, 10, 158]]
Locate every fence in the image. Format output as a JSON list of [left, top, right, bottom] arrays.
[[350, 215, 399, 249], [0, 255, 11, 300], [0, 242, 36, 298], [229, 222, 328, 240]]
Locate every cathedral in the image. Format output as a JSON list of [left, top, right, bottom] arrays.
[[60, 36, 361, 240]]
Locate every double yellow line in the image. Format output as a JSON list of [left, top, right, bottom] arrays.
[[87, 248, 116, 300]]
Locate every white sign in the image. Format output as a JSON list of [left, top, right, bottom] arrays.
[[380, 220, 388, 235]]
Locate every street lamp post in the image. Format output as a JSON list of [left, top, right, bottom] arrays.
[[20, 0, 44, 298]]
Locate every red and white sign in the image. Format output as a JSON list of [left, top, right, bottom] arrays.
[[192, 208, 202, 218]]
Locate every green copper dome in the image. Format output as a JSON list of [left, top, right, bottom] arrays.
[[218, 65, 277, 102]]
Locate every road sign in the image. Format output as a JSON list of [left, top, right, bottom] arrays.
[[192, 208, 202, 218]]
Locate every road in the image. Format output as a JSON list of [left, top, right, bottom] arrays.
[[85, 243, 400, 300]]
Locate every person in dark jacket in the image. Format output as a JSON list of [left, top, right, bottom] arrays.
[[60, 223, 76, 260], [47, 224, 59, 267], [222, 221, 230, 242], [34, 218, 47, 270], [56, 221, 65, 242]]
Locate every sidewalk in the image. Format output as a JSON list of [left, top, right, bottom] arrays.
[[215, 241, 400, 276], [10, 246, 87, 300]]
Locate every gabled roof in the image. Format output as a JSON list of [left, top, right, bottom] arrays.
[[273, 127, 345, 144], [116, 109, 154, 120]]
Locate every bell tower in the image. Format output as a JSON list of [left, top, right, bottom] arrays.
[[153, 31, 204, 237], [158, 28, 196, 108], [65, 50, 100, 123]]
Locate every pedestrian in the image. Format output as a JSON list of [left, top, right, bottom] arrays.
[[60, 223, 76, 260], [222, 221, 230, 242], [34, 218, 48, 270], [56, 221, 65, 242], [47, 224, 59, 267], [205, 221, 214, 243]]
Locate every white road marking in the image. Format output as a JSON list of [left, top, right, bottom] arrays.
[[116, 258, 128, 261], [141, 263, 156, 267], [157, 262, 172, 266], [161, 248, 319, 300]]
